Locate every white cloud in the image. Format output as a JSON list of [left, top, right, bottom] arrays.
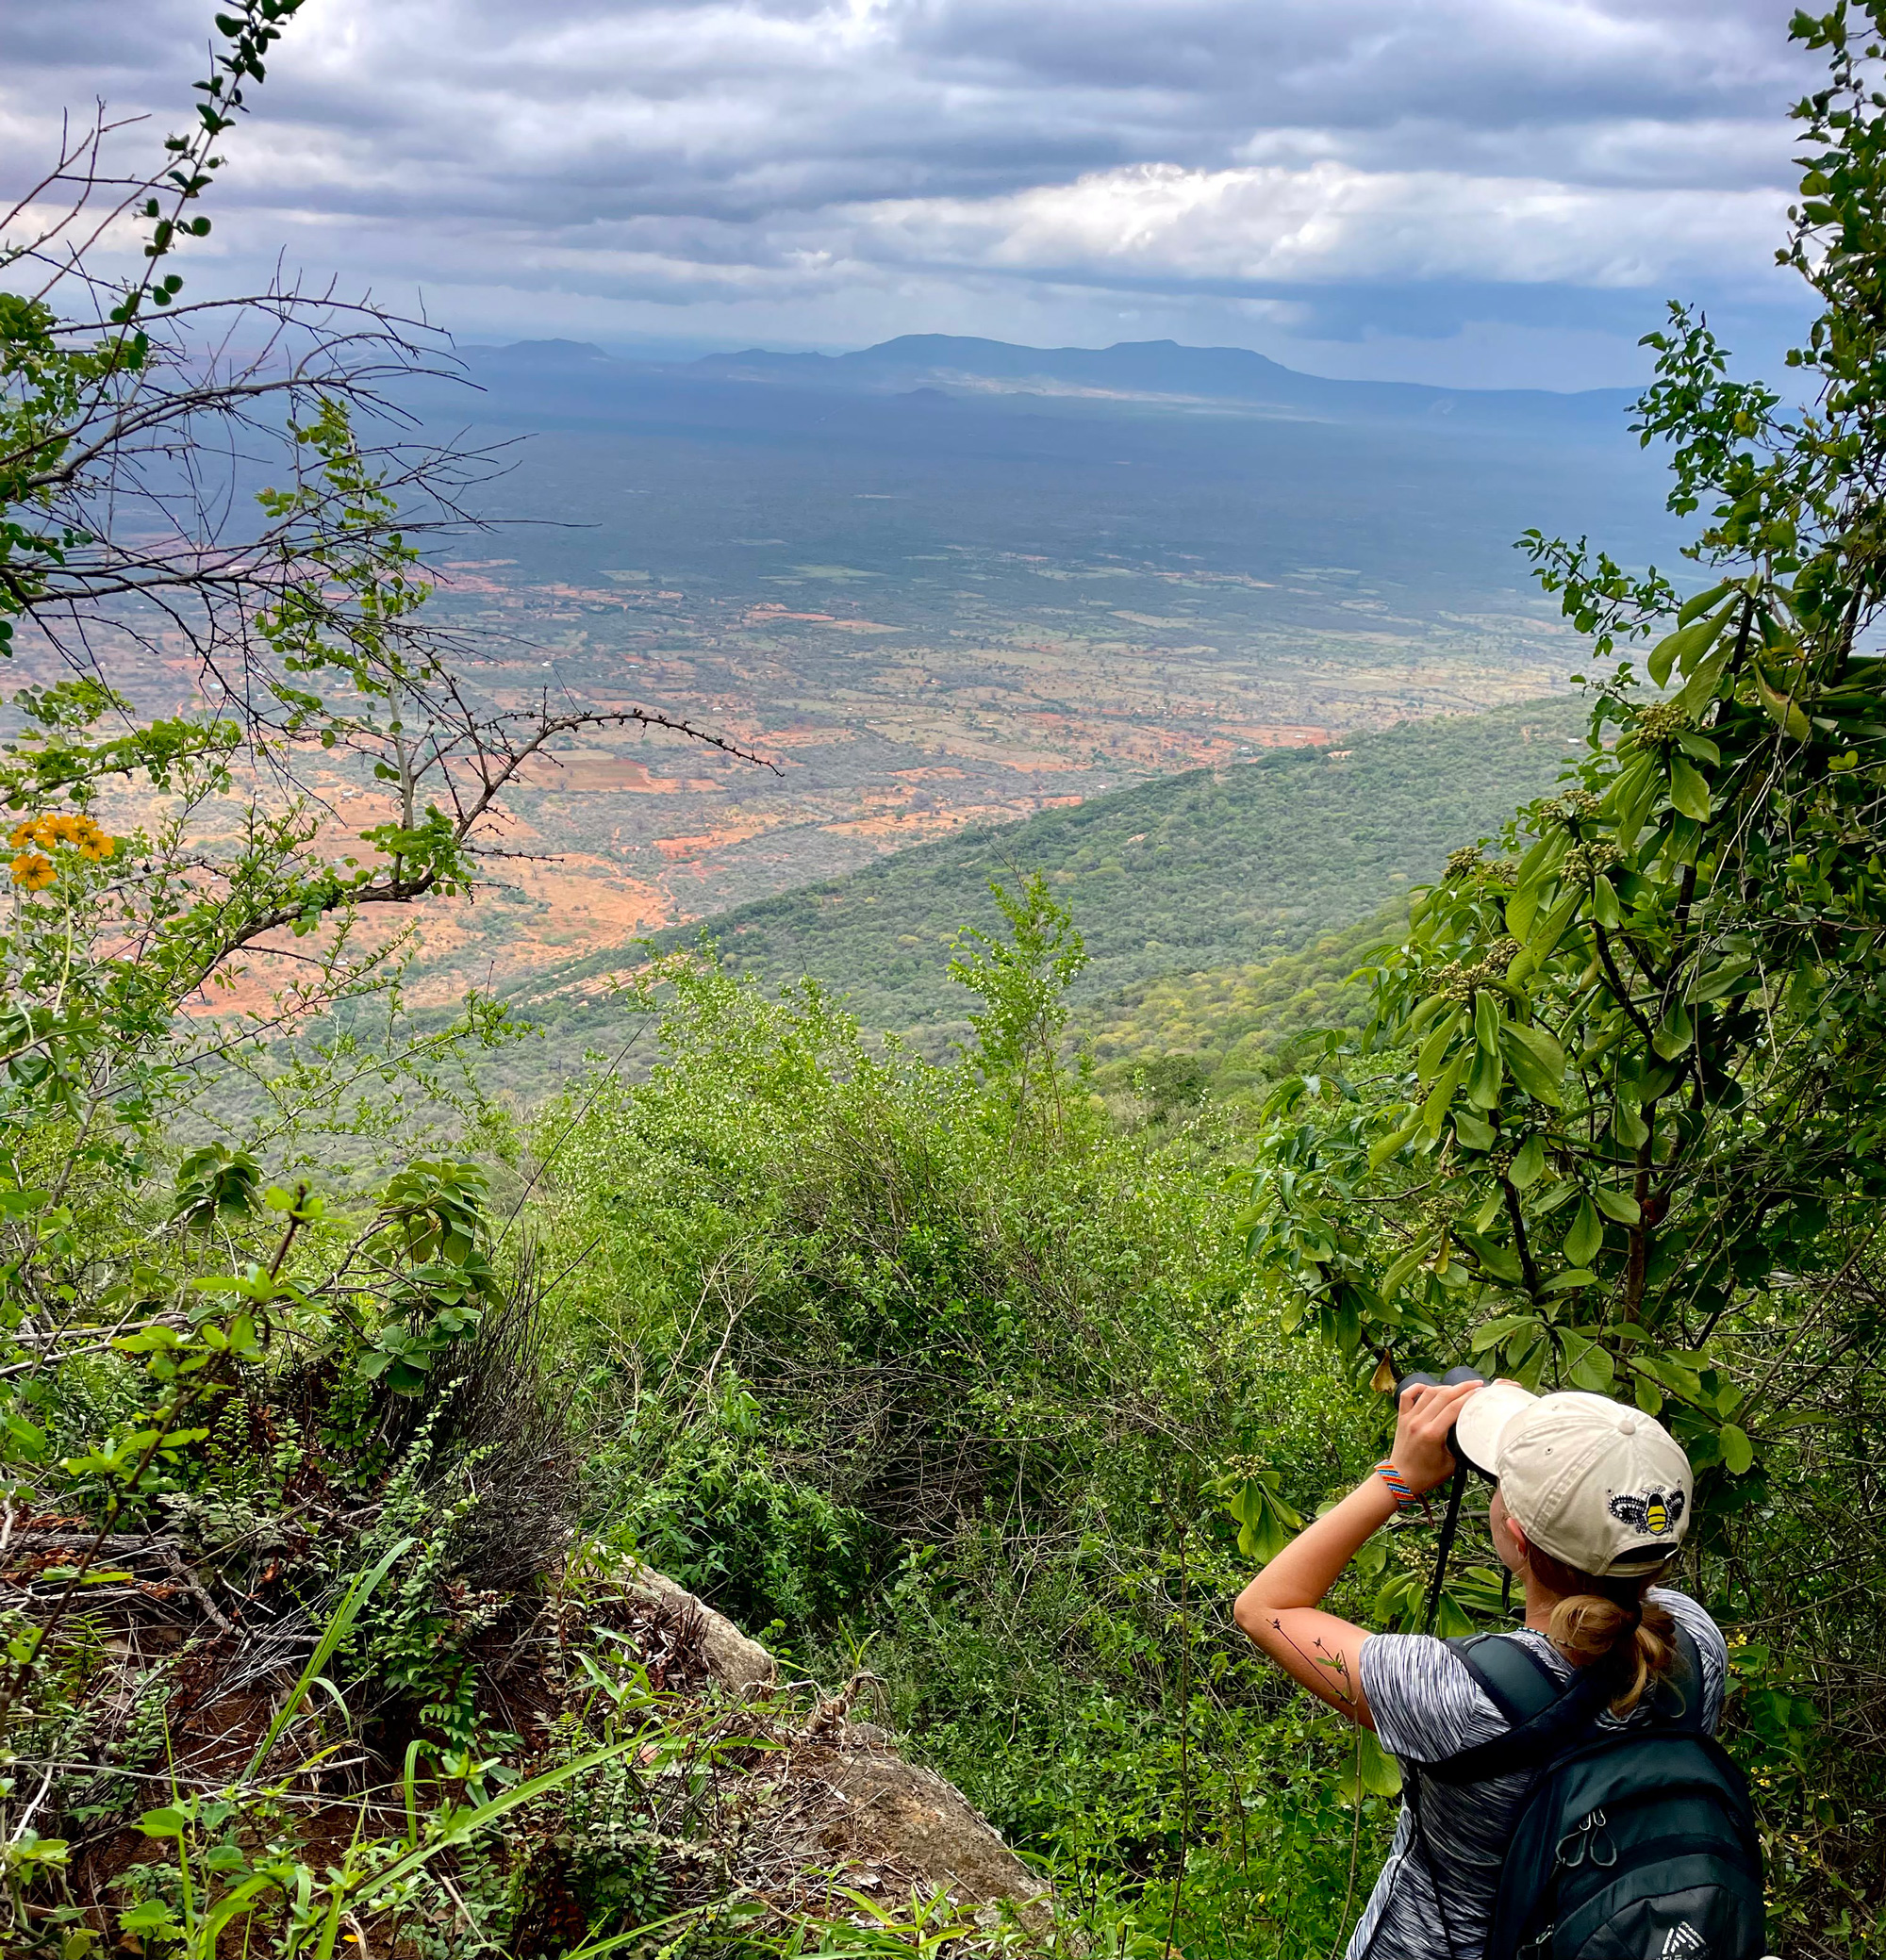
[[0, 0, 1823, 385], [845, 159, 1786, 291]]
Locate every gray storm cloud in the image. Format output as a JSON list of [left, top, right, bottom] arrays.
[[0, 0, 1818, 383]]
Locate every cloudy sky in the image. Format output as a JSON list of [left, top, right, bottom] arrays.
[[7, 0, 1820, 387]]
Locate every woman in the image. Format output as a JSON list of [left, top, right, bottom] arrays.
[[1233, 1378, 1727, 1960]]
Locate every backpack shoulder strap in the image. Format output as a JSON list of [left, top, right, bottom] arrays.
[[1448, 1631, 1565, 1726], [1426, 1635, 1614, 1787], [1430, 1619, 1712, 1787], [1646, 1621, 1709, 1731]]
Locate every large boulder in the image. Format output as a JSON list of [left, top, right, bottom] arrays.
[[615, 1563, 1050, 1929], [617, 1559, 779, 1694], [772, 1743, 1052, 1931]]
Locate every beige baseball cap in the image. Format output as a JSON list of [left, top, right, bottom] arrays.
[[1454, 1383, 1694, 1578]]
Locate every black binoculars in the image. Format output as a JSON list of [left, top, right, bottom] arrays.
[[1392, 1364, 1488, 1472], [1394, 1363, 1484, 1399]]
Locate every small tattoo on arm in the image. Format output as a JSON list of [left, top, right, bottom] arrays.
[[1269, 1617, 1357, 1705]]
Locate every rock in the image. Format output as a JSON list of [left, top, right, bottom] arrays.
[[617, 1560, 778, 1694], [793, 1747, 1051, 1930], [617, 1566, 1051, 1930]]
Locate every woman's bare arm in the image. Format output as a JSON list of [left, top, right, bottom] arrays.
[[1233, 1376, 1481, 1728]]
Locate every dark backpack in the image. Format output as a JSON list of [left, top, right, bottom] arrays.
[[1420, 1625, 1765, 1960]]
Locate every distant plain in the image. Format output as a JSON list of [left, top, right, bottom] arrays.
[[49, 338, 1685, 1008], [364, 337, 1682, 996]]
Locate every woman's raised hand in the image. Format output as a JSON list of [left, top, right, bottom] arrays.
[[1391, 1376, 1484, 1494]]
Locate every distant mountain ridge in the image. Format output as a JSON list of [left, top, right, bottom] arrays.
[[461, 334, 1635, 437], [691, 334, 1634, 428]]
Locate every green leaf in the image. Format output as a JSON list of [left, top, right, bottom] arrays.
[[1469, 1311, 1539, 1353], [1639, 1352, 1703, 1401], [1400, 992, 1454, 1043], [1222, 1473, 1303, 1563], [1512, 889, 1581, 980], [1563, 1334, 1615, 1393], [1653, 1001, 1694, 1060], [1421, 1048, 1468, 1136], [1379, 1233, 1435, 1302], [117, 1902, 178, 1935], [1368, 1115, 1423, 1171], [1620, 1062, 1680, 1105], [1592, 1186, 1642, 1225], [1543, 1268, 1599, 1293], [242, 1536, 414, 1782], [1500, 1021, 1565, 1105], [1453, 1110, 1496, 1152], [1753, 662, 1812, 739], [1676, 581, 1733, 627], [1473, 989, 1501, 1056], [1466, 1042, 1504, 1111], [4, 1415, 48, 1462], [1357, 1728, 1402, 1797], [1459, 1230, 1524, 1285], [1613, 756, 1662, 850], [1646, 604, 1729, 686], [1669, 752, 1712, 820], [1375, 1571, 1423, 1625], [1646, 634, 1681, 689], [1563, 1195, 1602, 1266], [1506, 831, 1568, 941], [1417, 1005, 1464, 1082], [1720, 1424, 1755, 1475], [1508, 1132, 1547, 1189], [363, 1738, 641, 1902], [1675, 640, 1736, 718], [1513, 829, 1559, 888], [1689, 956, 1753, 1003]]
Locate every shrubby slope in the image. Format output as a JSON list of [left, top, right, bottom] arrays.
[[1082, 907, 1401, 1105], [627, 698, 1586, 1037]]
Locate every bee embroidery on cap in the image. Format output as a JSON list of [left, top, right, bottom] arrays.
[[1609, 1489, 1686, 1536]]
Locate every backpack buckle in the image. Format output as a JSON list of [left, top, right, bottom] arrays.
[[1555, 1807, 1615, 1870], [1587, 1808, 1618, 1869]]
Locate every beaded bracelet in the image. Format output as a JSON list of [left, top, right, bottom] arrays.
[[1375, 1459, 1428, 1516]]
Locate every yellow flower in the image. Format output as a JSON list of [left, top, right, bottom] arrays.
[[7, 812, 115, 864], [10, 851, 55, 891]]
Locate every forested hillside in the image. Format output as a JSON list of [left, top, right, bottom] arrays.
[[1082, 908, 1401, 1104], [625, 698, 1585, 1035], [5, 8, 1886, 1960]]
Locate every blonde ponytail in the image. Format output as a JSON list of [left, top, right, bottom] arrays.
[[1528, 1547, 1683, 1717]]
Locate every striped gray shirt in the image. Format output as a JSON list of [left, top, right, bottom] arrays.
[[1346, 1589, 1728, 1960]]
